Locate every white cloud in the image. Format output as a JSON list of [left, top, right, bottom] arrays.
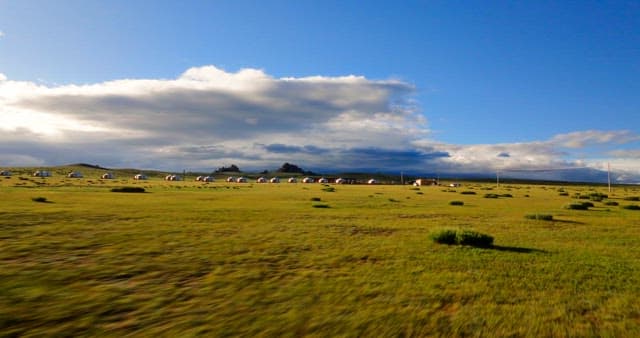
[[1, 65, 639, 182], [0, 30, 4, 38]]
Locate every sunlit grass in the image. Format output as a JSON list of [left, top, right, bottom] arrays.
[[2, 174, 640, 336]]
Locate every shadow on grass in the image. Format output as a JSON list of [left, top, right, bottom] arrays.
[[490, 245, 547, 254], [552, 219, 584, 225]]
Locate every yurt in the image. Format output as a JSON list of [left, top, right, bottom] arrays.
[[367, 178, 378, 185], [270, 177, 280, 183], [318, 177, 329, 184], [287, 177, 297, 183], [67, 171, 83, 178], [226, 176, 236, 182], [101, 173, 114, 179], [335, 178, 346, 184], [302, 177, 314, 183], [236, 177, 247, 183], [134, 174, 147, 180], [0, 170, 12, 177], [202, 176, 215, 182], [33, 170, 51, 177], [195, 176, 204, 181]]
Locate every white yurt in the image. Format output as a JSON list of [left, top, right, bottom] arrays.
[[134, 174, 147, 180], [367, 178, 378, 185], [236, 177, 247, 183], [195, 176, 204, 181], [33, 170, 51, 177], [335, 178, 346, 184], [0, 170, 12, 176], [202, 176, 215, 182], [288, 177, 297, 183], [67, 171, 83, 178], [226, 176, 236, 182], [270, 177, 280, 183], [302, 177, 314, 183], [101, 173, 114, 179], [318, 177, 329, 184], [256, 177, 267, 183]]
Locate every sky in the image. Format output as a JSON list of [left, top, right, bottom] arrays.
[[1, 1, 639, 181]]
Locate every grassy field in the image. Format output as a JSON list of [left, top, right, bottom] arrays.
[[2, 170, 640, 336]]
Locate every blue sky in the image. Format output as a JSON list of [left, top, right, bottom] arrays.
[[1, 1, 639, 181]]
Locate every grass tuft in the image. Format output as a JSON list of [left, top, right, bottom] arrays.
[[31, 196, 49, 203], [565, 203, 589, 210], [312, 204, 330, 208], [484, 193, 499, 198], [622, 205, 640, 210], [449, 200, 464, 206], [431, 229, 494, 248], [525, 213, 553, 221], [111, 187, 146, 193]]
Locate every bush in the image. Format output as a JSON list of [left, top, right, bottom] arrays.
[[580, 201, 595, 208], [312, 204, 330, 208], [310, 197, 321, 201], [623, 196, 640, 201], [430, 229, 494, 248], [558, 192, 569, 196], [460, 191, 476, 195], [430, 229, 458, 245], [322, 187, 336, 192], [484, 193, 499, 198], [499, 194, 513, 198], [622, 205, 640, 210], [449, 200, 464, 206], [457, 230, 494, 248], [604, 201, 619, 206], [525, 213, 553, 221], [565, 203, 589, 210], [31, 197, 48, 203], [111, 187, 146, 193]]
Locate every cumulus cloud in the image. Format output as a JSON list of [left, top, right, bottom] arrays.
[[1, 65, 639, 182], [0, 65, 427, 170]]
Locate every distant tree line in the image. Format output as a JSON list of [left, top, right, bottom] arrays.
[[213, 163, 316, 175]]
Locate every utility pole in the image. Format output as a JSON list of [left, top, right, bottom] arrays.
[[607, 162, 611, 193], [496, 169, 500, 188], [400, 171, 404, 185]]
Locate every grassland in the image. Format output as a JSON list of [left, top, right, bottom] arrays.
[[2, 169, 640, 336]]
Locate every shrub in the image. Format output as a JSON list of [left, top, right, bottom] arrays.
[[559, 192, 569, 196], [499, 194, 513, 198], [111, 187, 146, 193], [431, 229, 494, 247], [623, 196, 640, 201], [322, 187, 336, 192], [310, 197, 321, 201], [31, 197, 48, 203], [416, 192, 424, 195], [460, 191, 476, 195], [484, 193, 499, 198], [525, 213, 553, 221], [604, 201, 619, 206], [430, 229, 458, 245], [312, 204, 330, 208], [622, 205, 640, 210], [449, 200, 464, 206], [578, 195, 590, 200], [565, 203, 589, 210], [580, 201, 595, 208], [457, 230, 494, 247]]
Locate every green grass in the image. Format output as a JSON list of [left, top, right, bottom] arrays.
[[2, 175, 640, 336]]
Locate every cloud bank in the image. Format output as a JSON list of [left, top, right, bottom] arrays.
[[1, 65, 639, 182]]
